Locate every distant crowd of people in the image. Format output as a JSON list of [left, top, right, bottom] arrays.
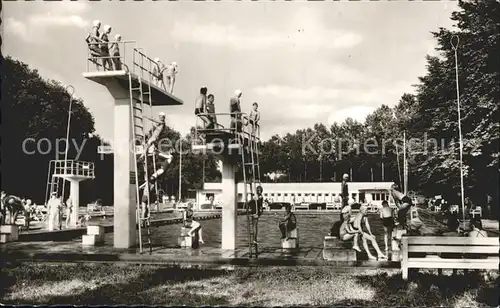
[[85, 19, 178, 94], [0, 190, 94, 231]]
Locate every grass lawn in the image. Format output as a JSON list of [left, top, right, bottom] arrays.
[[0, 262, 498, 306]]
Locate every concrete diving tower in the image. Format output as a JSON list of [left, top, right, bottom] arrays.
[[192, 114, 261, 250], [83, 40, 183, 249]]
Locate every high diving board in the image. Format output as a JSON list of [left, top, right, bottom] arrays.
[[82, 70, 183, 106]]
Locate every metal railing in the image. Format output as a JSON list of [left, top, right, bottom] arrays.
[[86, 39, 136, 73], [194, 112, 261, 142], [52, 160, 95, 178], [85, 40, 170, 92], [132, 48, 161, 90]]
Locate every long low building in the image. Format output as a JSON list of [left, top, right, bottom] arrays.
[[196, 181, 395, 208]]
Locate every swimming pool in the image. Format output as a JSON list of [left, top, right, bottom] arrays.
[[115, 212, 388, 249]]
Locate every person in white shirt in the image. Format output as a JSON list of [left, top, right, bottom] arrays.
[[65, 196, 73, 228], [165, 62, 178, 94], [153, 58, 166, 89], [47, 192, 62, 231]]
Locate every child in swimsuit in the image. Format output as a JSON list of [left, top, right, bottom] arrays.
[[351, 205, 387, 260], [379, 200, 394, 252], [247, 102, 260, 137], [339, 219, 359, 244], [339, 207, 361, 252], [184, 203, 204, 244]]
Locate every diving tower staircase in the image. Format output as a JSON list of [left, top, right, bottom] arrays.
[[83, 38, 183, 251]]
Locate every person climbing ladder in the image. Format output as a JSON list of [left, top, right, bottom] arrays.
[[139, 112, 171, 192], [389, 184, 413, 228]]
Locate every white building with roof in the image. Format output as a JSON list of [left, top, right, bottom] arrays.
[[195, 181, 395, 209]]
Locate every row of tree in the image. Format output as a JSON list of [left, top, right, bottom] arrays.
[[1, 1, 497, 211], [260, 0, 499, 208]]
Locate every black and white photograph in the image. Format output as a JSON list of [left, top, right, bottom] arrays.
[[0, 0, 499, 306]]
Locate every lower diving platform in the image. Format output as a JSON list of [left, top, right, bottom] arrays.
[[192, 128, 261, 159]]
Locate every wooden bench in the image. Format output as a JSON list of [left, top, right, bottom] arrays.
[[294, 203, 309, 211], [469, 207, 482, 218], [326, 203, 342, 211], [401, 236, 499, 280], [325, 203, 335, 210]]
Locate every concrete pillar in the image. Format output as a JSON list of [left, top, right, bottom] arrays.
[[99, 80, 138, 249], [69, 180, 80, 228], [113, 95, 137, 249], [221, 157, 237, 250]]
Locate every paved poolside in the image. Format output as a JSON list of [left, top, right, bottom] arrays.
[[0, 208, 452, 269]]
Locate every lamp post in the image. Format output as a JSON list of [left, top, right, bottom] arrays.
[[178, 139, 182, 202], [61, 85, 75, 200], [451, 35, 466, 229], [403, 130, 408, 195]]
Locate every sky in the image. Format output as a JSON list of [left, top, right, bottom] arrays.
[[3, 1, 459, 141]]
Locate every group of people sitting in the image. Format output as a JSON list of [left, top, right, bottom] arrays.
[[445, 204, 489, 237], [195, 87, 261, 137], [332, 184, 420, 259], [85, 20, 178, 94], [338, 204, 388, 260]]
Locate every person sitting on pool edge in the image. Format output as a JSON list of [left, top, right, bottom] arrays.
[[350, 205, 387, 260], [184, 203, 204, 244], [339, 215, 361, 251], [329, 200, 354, 238], [279, 204, 297, 240], [468, 218, 488, 237]]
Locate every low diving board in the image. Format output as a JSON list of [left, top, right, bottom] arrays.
[[82, 70, 183, 106], [192, 135, 261, 158]]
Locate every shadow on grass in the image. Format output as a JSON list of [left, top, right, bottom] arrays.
[[230, 267, 499, 307], [0, 263, 230, 305], [348, 270, 499, 307], [1, 263, 498, 306]]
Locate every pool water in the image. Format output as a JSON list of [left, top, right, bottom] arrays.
[[127, 212, 388, 249]]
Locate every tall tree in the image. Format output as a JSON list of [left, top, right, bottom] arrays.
[[1, 56, 106, 204], [407, 0, 499, 204]]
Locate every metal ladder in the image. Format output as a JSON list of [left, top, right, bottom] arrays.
[[241, 124, 261, 258], [44, 161, 63, 204], [128, 71, 153, 255]]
